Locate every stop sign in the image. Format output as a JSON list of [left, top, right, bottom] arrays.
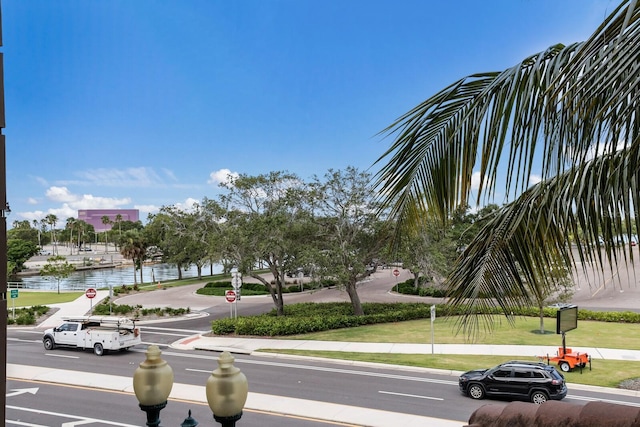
[[393, 269, 400, 277], [225, 290, 237, 303], [85, 288, 97, 299]]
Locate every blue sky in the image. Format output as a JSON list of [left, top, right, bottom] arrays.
[[3, 0, 614, 225]]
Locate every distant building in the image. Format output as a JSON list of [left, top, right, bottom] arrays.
[[77, 209, 139, 232]]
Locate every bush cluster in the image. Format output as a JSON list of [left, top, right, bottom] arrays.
[[7, 305, 49, 325], [211, 302, 435, 336], [92, 298, 189, 318], [210, 301, 640, 337], [393, 280, 448, 297]]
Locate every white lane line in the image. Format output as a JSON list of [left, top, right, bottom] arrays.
[[44, 354, 79, 359], [379, 390, 444, 401]]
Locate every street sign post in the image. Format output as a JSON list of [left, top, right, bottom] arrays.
[[430, 304, 436, 354], [225, 290, 237, 319], [9, 289, 17, 319], [86, 288, 97, 315]]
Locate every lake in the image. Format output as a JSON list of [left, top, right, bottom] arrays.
[[11, 262, 223, 291]]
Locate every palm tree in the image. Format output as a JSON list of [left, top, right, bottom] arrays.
[[32, 219, 41, 248], [120, 231, 147, 285], [101, 215, 112, 253], [44, 214, 58, 255], [114, 214, 123, 248], [374, 0, 640, 337], [66, 217, 77, 255]]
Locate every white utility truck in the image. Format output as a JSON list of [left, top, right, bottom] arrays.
[[43, 316, 142, 356]]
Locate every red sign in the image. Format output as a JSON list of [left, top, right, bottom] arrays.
[[393, 269, 400, 277], [225, 290, 237, 303], [85, 288, 97, 299]]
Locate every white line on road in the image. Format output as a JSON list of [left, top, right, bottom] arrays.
[[44, 353, 79, 359], [379, 390, 444, 401]]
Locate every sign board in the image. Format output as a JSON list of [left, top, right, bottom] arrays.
[[430, 304, 436, 322], [231, 270, 242, 290], [393, 269, 400, 277], [10, 289, 18, 299], [85, 288, 97, 299], [225, 290, 237, 303]]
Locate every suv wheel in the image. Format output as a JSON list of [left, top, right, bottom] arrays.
[[468, 383, 485, 400], [530, 390, 548, 404]]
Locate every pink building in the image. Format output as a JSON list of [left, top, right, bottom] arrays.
[[77, 209, 139, 232]]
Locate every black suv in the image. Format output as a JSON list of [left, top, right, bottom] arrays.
[[458, 361, 567, 404]]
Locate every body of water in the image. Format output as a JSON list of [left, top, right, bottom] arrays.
[[11, 263, 223, 291]]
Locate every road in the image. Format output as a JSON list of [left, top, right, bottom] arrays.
[[9, 315, 640, 426]]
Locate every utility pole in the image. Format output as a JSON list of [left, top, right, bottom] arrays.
[[0, 1, 8, 422]]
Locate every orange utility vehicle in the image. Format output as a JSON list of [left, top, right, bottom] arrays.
[[538, 305, 591, 372], [539, 346, 590, 373]]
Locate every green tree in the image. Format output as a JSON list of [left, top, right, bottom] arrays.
[[219, 171, 313, 316], [8, 221, 39, 246], [374, 1, 640, 337], [44, 214, 58, 255], [65, 217, 77, 255], [120, 230, 147, 285], [40, 255, 75, 294], [7, 239, 39, 274], [101, 215, 112, 253], [309, 167, 393, 316]]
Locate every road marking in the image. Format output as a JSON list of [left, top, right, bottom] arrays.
[[379, 390, 444, 401], [7, 405, 138, 427], [6, 388, 38, 397], [45, 353, 79, 359]]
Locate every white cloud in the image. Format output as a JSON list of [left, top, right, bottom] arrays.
[[173, 198, 200, 212], [162, 168, 179, 182], [529, 174, 542, 186], [71, 167, 165, 187], [134, 204, 160, 216], [27, 197, 38, 205], [208, 168, 239, 186], [471, 171, 482, 191], [46, 186, 78, 203]]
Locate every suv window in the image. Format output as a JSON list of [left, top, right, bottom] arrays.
[[492, 369, 511, 378], [514, 370, 531, 378]]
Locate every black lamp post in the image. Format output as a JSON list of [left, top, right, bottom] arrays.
[[133, 345, 248, 427]]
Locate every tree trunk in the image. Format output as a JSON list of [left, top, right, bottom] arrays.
[[539, 306, 545, 334], [249, 271, 284, 316], [346, 278, 364, 316], [197, 265, 202, 280], [139, 260, 144, 285]]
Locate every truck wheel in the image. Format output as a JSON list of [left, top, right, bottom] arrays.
[[43, 337, 55, 351], [94, 343, 104, 356], [559, 361, 571, 372]]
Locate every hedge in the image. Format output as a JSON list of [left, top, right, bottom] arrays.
[[209, 301, 640, 337]]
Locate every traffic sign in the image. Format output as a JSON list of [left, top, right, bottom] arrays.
[[225, 289, 237, 303], [85, 288, 97, 299], [393, 269, 400, 277], [10, 289, 18, 299]]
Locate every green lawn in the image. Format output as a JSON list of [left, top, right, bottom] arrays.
[[11, 291, 84, 307], [287, 315, 640, 351]]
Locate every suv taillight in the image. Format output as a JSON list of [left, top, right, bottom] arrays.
[[551, 379, 562, 385]]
